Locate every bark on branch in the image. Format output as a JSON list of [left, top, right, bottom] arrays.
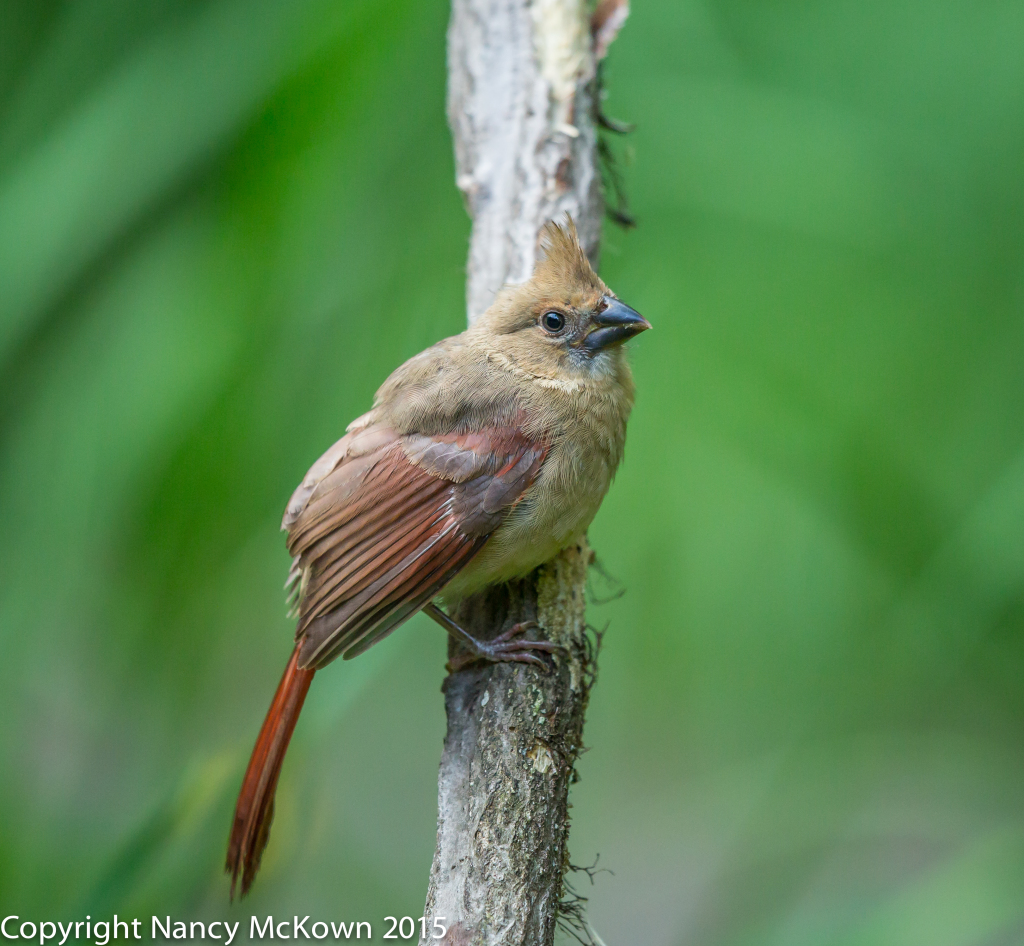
[[421, 2, 627, 943]]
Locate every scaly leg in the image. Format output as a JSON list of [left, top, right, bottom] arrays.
[[423, 603, 562, 671]]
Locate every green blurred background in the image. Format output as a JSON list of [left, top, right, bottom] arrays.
[[2, 0, 1024, 942]]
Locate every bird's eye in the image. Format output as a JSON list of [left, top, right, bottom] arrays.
[[541, 311, 565, 334]]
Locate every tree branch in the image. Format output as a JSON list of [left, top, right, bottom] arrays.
[[421, 2, 628, 943], [448, 0, 602, 323]]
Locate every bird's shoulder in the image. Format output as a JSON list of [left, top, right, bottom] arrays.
[[369, 331, 529, 436]]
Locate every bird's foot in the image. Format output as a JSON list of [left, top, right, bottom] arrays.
[[422, 604, 563, 672], [447, 621, 563, 672]]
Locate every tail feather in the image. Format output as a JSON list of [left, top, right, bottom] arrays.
[[226, 645, 315, 898]]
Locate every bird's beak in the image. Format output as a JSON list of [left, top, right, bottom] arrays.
[[583, 297, 651, 351]]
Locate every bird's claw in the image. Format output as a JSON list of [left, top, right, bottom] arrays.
[[493, 620, 539, 643], [447, 621, 565, 673]]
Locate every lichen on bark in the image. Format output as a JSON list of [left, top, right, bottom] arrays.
[[421, 542, 595, 945]]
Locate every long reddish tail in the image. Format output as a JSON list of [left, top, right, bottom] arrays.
[[226, 644, 314, 898]]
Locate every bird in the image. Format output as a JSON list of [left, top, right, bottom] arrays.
[[225, 217, 649, 898]]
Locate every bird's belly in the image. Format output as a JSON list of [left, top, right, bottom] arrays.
[[440, 462, 608, 602]]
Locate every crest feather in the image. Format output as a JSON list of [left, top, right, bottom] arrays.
[[534, 216, 603, 293]]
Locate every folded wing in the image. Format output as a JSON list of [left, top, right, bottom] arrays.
[[284, 422, 547, 668]]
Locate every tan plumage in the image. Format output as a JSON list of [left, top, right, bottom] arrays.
[[226, 218, 649, 897]]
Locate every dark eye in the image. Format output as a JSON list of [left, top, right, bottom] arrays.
[[541, 311, 565, 333]]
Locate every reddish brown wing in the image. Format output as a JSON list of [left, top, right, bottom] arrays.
[[284, 422, 547, 668]]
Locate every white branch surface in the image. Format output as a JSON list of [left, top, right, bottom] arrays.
[[448, 0, 602, 322], [420, 2, 624, 943]]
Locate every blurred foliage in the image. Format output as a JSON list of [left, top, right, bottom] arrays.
[[2, 0, 1024, 943]]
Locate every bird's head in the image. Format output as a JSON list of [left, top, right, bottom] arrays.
[[471, 218, 650, 386]]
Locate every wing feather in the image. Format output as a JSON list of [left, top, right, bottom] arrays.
[[298, 478, 450, 612], [302, 503, 450, 620], [331, 539, 482, 662], [284, 422, 548, 670], [324, 524, 485, 659]]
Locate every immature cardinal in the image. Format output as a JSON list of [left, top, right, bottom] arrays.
[[226, 219, 648, 897]]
